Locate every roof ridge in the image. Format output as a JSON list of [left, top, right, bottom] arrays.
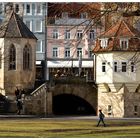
[[114, 20, 122, 37], [13, 11, 22, 37], [99, 21, 121, 38], [3, 11, 13, 37]]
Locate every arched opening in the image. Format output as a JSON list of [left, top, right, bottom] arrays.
[[9, 44, 16, 70], [53, 94, 96, 115]]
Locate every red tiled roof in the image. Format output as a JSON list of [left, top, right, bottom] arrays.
[[93, 20, 140, 53], [99, 20, 140, 38]]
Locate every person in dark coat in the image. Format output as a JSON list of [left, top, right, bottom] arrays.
[[15, 87, 20, 101], [96, 109, 106, 127], [16, 100, 23, 115]]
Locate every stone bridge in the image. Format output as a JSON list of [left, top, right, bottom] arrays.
[[24, 77, 97, 116]]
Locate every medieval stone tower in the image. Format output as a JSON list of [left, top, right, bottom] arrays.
[[0, 10, 37, 98]]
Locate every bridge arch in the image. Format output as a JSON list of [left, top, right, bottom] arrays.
[[52, 83, 97, 115]]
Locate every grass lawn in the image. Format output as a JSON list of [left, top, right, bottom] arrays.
[[0, 118, 139, 138]]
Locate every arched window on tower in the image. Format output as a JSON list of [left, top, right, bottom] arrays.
[[23, 45, 32, 70], [9, 44, 16, 70]]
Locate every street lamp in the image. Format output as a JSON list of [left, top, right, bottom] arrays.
[[92, 53, 96, 82], [44, 83, 49, 117], [78, 52, 82, 76], [43, 2, 48, 81]]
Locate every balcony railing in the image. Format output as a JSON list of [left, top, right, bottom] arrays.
[[53, 75, 94, 85]]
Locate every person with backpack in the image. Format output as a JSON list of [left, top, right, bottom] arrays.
[[96, 109, 106, 127]]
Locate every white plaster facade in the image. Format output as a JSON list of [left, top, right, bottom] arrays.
[[96, 52, 140, 117], [96, 52, 140, 84], [94, 20, 140, 117]]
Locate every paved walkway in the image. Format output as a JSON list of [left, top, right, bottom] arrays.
[[0, 114, 140, 120], [0, 114, 37, 118]]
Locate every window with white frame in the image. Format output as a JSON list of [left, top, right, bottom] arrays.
[[65, 30, 70, 40], [52, 48, 58, 58], [102, 62, 106, 72], [131, 62, 135, 72], [62, 12, 68, 18], [120, 38, 129, 49], [35, 20, 42, 32], [122, 62, 127, 72], [77, 48, 82, 57], [65, 48, 70, 58], [53, 29, 59, 39], [36, 40, 44, 53], [77, 30, 83, 40], [100, 38, 108, 48], [36, 3, 42, 15], [81, 12, 88, 18], [26, 4, 32, 15], [114, 62, 118, 72], [89, 30, 95, 40], [25, 20, 32, 31]]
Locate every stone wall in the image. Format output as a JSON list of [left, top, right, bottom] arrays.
[[4, 38, 36, 95], [23, 84, 53, 116], [98, 83, 140, 117]]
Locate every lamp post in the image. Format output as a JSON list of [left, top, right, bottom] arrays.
[[92, 53, 96, 82], [44, 84, 47, 117], [78, 52, 82, 76], [44, 2, 48, 81]]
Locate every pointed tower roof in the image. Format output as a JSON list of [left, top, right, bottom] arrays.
[[99, 20, 140, 38], [0, 11, 37, 39]]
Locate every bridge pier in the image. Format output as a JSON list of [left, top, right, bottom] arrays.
[[46, 91, 53, 116]]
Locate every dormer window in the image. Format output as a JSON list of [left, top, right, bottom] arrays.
[[100, 38, 108, 48], [120, 38, 128, 49]]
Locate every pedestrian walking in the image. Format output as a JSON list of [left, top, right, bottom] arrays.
[[16, 99, 23, 115], [96, 109, 106, 127]]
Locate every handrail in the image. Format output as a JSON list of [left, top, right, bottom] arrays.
[[30, 83, 46, 96], [24, 83, 47, 101]]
